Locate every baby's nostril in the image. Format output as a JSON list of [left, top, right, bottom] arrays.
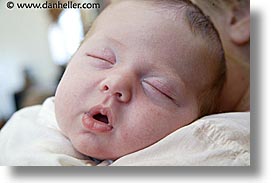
[[103, 85, 109, 91]]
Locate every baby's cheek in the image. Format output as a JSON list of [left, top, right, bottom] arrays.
[[127, 109, 167, 143], [55, 82, 76, 121]]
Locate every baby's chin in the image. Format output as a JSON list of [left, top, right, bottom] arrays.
[[69, 133, 124, 160], [76, 145, 122, 161]]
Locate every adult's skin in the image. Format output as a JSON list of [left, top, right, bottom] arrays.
[[191, 0, 250, 112]]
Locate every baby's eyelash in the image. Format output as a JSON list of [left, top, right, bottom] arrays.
[[160, 90, 174, 101], [86, 53, 113, 64], [143, 80, 174, 101]]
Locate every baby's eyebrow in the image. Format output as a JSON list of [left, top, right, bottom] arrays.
[[150, 74, 186, 95], [82, 34, 126, 52], [104, 35, 126, 49], [153, 65, 187, 85]]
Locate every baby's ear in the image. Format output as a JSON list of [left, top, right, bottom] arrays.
[[228, 5, 250, 45]]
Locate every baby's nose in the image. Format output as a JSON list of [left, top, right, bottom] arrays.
[[99, 74, 133, 103]]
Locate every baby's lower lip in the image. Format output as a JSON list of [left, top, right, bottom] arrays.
[[82, 112, 113, 133]]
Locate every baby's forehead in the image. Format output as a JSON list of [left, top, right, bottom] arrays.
[[112, 1, 193, 26], [84, 0, 219, 88], [89, 1, 190, 34], [89, 1, 199, 49]]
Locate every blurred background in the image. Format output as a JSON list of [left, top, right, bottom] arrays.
[[0, 0, 112, 128]]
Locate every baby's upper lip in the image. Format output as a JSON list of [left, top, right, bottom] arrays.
[[87, 105, 114, 126]]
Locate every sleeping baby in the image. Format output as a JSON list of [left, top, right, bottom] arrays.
[[0, 0, 227, 165]]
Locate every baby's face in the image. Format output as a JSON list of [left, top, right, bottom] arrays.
[[55, 1, 212, 160]]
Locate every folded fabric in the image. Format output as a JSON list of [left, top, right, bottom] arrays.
[[112, 112, 250, 166], [0, 97, 249, 166], [0, 97, 94, 166]]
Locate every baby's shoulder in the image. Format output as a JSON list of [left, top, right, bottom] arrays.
[[11, 105, 41, 120], [4, 97, 55, 129], [0, 97, 56, 141], [2, 105, 42, 132]]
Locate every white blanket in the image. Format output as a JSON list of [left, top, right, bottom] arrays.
[[0, 97, 250, 166]]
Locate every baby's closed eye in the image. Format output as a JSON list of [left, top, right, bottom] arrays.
[[85, 51, 115, 69], [142, 78, 177, 106]]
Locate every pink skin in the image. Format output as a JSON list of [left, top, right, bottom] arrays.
[[55, 1, 213, 160]]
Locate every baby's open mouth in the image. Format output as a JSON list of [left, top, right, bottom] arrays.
[[82, 106, 113, 133], [93, 113, 109, 124]]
